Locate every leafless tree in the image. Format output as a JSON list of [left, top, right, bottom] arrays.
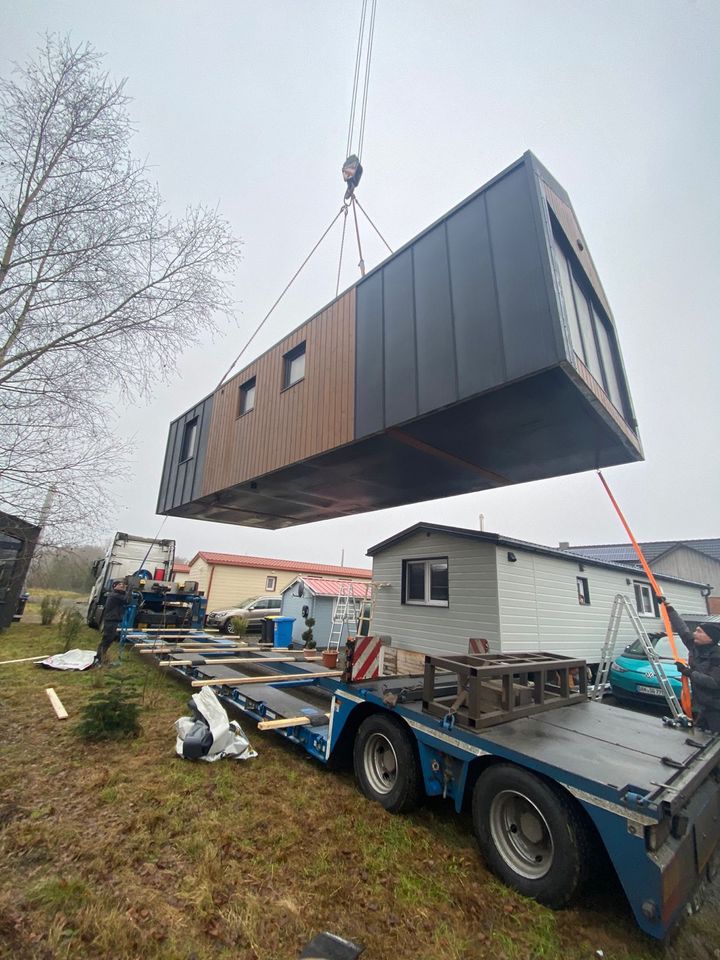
[[0, 35, 240, 542]]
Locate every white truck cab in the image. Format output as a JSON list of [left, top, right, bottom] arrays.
[[87, 532, 175, 627]]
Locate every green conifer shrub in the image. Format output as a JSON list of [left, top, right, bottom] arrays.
[[76, 673, 141, 741]]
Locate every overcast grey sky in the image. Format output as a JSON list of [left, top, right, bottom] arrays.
[[4, 1, 719, 566]]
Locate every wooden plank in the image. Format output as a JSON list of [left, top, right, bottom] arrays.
[[191, 670, 343, 687], [46, 687, 68, 720], [137, 644, 264, 654], [158, 655, 322, 667], [0, 654, 52, 666]]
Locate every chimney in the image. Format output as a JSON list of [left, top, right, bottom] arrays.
[[558, 541, 570, 550], [479, 514, 485, 532]]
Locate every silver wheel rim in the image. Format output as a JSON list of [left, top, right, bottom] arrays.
[[226, 621, 235, 634], [489, 789, 554, 879], [363, 732, 398, 795]]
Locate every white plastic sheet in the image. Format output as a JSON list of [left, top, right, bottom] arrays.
[[40, 649, 96, 671], [175, 686, 257, 762]]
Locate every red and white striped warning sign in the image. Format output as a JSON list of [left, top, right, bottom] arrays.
[[350, 636, 382, 681], [468, 637, 489, 655]]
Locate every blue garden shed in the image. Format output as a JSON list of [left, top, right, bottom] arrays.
[[281, 577, 371, 647]]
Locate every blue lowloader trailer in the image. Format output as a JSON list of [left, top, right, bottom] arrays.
[[145, 639, 720, 941]]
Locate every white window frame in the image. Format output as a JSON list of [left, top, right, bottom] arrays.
[[283, 342, 306, 389], [634, 581, 655, 617], [403, 557, 449, 607], [265, 575, 277, 592], [238, 377, 256, 416]]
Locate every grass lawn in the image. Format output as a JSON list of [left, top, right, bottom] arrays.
[[0, 622, 718, 960]]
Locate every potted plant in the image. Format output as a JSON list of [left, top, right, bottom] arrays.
[[302, 616, 316, 653]]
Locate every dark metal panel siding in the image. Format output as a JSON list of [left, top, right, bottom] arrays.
[[413, 224, 457, 414], [157, 397, 213, 512], [445, 195, 506, 398], [355, 272, 385, 437], [484, 165, 557, 380], [382, 249, 417, 425]]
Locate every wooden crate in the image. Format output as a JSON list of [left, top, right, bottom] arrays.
[[422, 652, 588, 730]]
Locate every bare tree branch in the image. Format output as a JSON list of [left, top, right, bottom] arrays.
[[0, 35, 241, 542]]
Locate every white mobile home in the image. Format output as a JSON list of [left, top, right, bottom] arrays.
[[367, 523, 710, 671]]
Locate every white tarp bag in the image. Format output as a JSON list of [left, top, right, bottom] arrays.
[[41, 649, 96, 671], [175, 685, 257, 762]]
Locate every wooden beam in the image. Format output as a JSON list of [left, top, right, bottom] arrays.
[[158, 655, 322, 667], [46, 688, 68, 720], [137, 644, 263, 654], [191, 670, 343, 687], [258, 714, 330, 730]]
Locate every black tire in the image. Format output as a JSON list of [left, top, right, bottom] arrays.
[[353, 713, 422, 813], [219, 620, 231, 635], [472, 763, 590, 908]]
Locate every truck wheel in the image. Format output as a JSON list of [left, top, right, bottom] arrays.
[[472, 764, 590, 908], [353, 713, 422, 813]]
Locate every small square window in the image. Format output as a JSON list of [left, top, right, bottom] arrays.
[[283, 342, 306, 389], [402, 558, 449, 607], [179, 418, 198, 462], [265, 575, 277, 591], [576, 576, 590, 605], [238, 377, 256, 416]]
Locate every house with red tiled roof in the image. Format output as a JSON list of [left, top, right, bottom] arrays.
[[187, 551, 371, 612], [171, 562, 191, 578]]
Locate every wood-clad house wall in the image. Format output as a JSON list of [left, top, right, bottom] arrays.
[[201, 289, 356, 496]]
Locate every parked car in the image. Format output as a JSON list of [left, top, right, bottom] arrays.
[[609, 633, 683, 705], [205, 596, 282, 634]]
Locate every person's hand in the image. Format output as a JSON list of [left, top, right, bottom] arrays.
[[674, 661, 692, 677]]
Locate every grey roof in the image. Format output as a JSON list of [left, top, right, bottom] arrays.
[[564, 539, 720, 566], [367, 523, 709, 588]]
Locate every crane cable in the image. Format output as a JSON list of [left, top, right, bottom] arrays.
[[346, 0, 378, 162], [597, 471, 693, 718]]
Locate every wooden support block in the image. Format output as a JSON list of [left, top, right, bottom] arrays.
[[46, 687, 68, 720], [257, 713, 330, 730], [0, 654, 52, 666], [191, 670, 343, 688]]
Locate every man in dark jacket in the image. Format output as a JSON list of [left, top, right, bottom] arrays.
[[665, 604, 720, 733], [94, 580, 129, 666]]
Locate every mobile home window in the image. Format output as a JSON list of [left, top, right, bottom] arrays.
[[265, 575, 277, 591], [634, 581, 654, 616], [238, 377, 256, 416], [576, 576, 590, 605], [179, 418, 198, 462], [283, 342, 306, 389], [403, 558, 449, 606]]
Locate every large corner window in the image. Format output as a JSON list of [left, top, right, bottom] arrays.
[[283, 342, 306, 389], [403, 557, 449, 606], [238, 377, 256, 416], [634, 581, 655, 617], [548, 213, 627, 418], [179, 418, 198, 462]]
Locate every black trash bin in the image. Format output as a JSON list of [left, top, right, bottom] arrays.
[[260, 617, 275, 646], [13, 593, 29, 623]]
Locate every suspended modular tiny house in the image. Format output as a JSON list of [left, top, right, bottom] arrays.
[[158, 152, 642, 529]]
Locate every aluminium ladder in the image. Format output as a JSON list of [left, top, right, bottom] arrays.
[[592, 593, 686, 723], [327, 581, 362, 652]]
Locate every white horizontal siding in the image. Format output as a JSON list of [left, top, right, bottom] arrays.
[[496, 547, 708, 662], [371, 531, 500, 657]]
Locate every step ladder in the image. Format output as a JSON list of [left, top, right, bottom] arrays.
[[327, 581, 362, 652], [591, 593, 687, 723]]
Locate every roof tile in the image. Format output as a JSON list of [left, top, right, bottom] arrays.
[[191, 551, 371, 579]]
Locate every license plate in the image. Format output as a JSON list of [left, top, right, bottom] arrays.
[[636, 684, 665, 696]]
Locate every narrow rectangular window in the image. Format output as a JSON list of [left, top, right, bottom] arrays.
[[283, 342, 306, 389], [634, 581, 654, 616], [403, 558, 449, 607], [179, 418, 198, 462], [265, 575, 277, 591], [238, 377, 256, 416], [576, 576, 590, 605]]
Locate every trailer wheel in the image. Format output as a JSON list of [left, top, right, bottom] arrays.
[[353, 714, 422, 813], [472, 764, 589, 908]]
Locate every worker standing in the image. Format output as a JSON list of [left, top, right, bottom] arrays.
[[664, 603, 720, 733], [94, 580, 129, 666]]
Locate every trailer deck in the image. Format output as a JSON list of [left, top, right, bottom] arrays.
[[138, 639, 720, 940]]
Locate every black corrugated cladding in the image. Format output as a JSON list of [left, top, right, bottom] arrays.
[[355, 152, 584, 437], [156, 395, 213, 514]]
